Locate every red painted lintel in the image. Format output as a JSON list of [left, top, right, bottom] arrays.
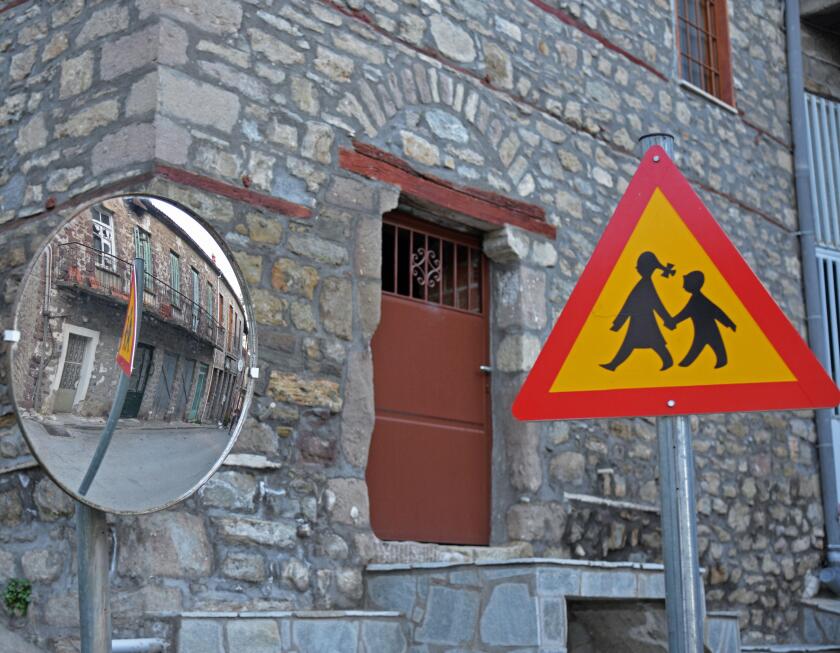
[[152, 164, 312, 219], [340, 145, 555, 239]]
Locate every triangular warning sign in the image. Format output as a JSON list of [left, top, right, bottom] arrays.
[[514, 146, 840, 420]]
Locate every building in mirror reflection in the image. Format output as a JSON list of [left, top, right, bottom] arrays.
[[14, 196, 248, 427]]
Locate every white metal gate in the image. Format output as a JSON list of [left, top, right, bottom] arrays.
[[806, 93, 840, 248]]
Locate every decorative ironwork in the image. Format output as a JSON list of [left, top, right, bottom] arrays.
[[411, 247, 442, 288], [382, 219, 483, 313]]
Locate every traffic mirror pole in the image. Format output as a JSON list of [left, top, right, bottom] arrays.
[[76, 502, 112, 653], [77, 257, 144, 653], [640, 133, 705, 653]]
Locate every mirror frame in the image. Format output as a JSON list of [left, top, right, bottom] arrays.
[[7, 193, 259, 515]]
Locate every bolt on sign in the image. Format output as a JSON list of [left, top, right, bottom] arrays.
[[514, 146, 840, 420], [115, 263, 140, 376]]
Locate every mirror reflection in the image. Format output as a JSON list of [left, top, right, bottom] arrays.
[[12, 196, 253, 513]]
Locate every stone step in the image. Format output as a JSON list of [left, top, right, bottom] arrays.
[[176, 610, 406, 653], [707, 611, 742, 653], [801, 598, 840, 644], [741, 645, 840, 652]]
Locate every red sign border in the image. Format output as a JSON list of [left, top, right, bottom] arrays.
[[513, 145, 840, 420]]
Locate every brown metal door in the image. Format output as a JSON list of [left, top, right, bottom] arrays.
[[367, 214, 491, 545]]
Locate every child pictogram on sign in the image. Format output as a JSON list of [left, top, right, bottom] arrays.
[[673, 270, 736, 368], [601, 251, 677, 372]]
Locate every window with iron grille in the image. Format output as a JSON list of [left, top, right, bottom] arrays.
[[676, 0, 734, 105], [381, 219, 483, 314], [92, 209, 116, 272]]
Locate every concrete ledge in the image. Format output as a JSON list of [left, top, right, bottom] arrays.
[[179, 610, 402, 619], [368, 556, 666, 572], [742, 646, 840, 652], [360, 539, 531, 565]]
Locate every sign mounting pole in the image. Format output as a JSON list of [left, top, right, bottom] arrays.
[[640, 133, 704, 653], [77, 257, 144, 653]]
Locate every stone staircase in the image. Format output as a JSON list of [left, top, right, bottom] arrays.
[[366, 558, 692, 653], [165, 561, 840, 652]]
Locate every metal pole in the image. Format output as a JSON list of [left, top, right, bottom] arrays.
[[77, 257, 144, 653], [639, 133, 704, 653], [76, 501, 112, 653], [78, 258, 144, 496], [657, 415, 704, 653]]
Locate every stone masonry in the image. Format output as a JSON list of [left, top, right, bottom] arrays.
[[0, 0, 836, 650]]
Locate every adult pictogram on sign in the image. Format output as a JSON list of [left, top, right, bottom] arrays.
[[513, 146, 840, 420]]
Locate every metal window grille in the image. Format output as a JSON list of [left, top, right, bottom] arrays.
[[677, 0, 723, 98], [58, 333, 88, 391], [381, 220, 483, 314], [806, 94, 840, 249]]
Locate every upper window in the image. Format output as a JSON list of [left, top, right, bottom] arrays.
[[169, 251, 181, 307], [133, 226, 153, 289], [676, 0, 734, 105], [92, 209, 116, 271]]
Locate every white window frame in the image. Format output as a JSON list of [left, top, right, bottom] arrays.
[[92, 209, 116, 272]]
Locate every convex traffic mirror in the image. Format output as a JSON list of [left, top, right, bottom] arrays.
[[10, 195, 255, 513]]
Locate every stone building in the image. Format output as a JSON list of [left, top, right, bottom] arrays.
[[0, 0, 838, 651], [11, 195, 248, 427]]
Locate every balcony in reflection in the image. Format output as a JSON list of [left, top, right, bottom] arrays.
[[16, 196, 248, 428]]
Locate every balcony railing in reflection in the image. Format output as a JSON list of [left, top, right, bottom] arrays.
[[53, 241, 226, 349]]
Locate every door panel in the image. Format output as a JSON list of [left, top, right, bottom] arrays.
[[153, 351, 178, 418], [188, 363, 208, 422], [174, 358, 196, 420], [367, 215, 490, 545], [373, 296, 487, 425], [55, 333, 89, 413], [367, 414, 489, 544], [121, 344, 153, 418]]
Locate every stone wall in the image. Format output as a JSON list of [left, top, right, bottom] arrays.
[[0, 0, 832, 648]]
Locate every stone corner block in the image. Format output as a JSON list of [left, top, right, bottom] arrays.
[[483, 225, 530, 263]]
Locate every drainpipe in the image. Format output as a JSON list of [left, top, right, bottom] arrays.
[[785, 0, 840, 588]]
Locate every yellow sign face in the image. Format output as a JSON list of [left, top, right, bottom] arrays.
[[550, 189, 795, 393], [116, 267, 138, 376]]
